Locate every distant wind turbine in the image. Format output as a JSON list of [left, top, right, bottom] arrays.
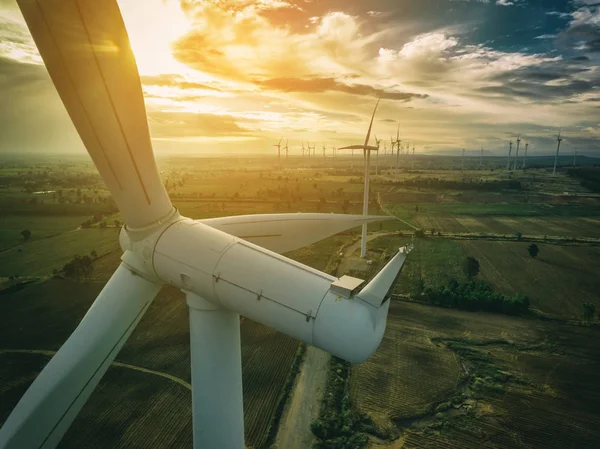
[[480, 148, 483, 169], [553, 132, 562, 175], [374, 135, 382, 175], [394, 124, 401, 181], [461, 148, 465, 171], [513, 136, 521, 170], [338, 99, 381, 258], [323, 144, 326, 158], [273, 138, 283, 167], [522, 141, 529, 169], [301, 141, 306, 157], [507, 140, 513, 170], [285, 139, 289, 159]]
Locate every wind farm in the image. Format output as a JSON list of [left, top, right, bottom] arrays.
[[1, 1, 600, 449]]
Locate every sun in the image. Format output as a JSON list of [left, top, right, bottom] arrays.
[[117, 0, 193, 76]]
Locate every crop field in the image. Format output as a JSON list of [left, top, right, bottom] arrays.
[[0, 228, 120, 278], [0, 215, 88, 251], [460, 240, 600, 320], [356, 301, 600, 449], [350, 308, 461, 434]]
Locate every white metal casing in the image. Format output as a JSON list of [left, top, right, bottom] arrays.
[[151, 219, 405, 364]]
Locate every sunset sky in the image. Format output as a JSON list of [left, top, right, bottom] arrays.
[[0, 0, 599, 156]]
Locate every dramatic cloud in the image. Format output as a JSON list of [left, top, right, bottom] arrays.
[[1, 0, 599, 154]]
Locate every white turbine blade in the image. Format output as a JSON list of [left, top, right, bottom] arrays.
[[363, 99, 380, 148], [17, 0, 172, 228], [357, 246, 411, 307], [338, 145, 364, 150], [0, 264, 161, 449], [198, 213, 395, 254]]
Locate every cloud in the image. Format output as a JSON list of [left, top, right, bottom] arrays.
[[257, 77, 427, 101], [140, 74, 222, 91], [148, 110, 251, 138], [496, 0, 514, 6], [558, 6, 600, 53]]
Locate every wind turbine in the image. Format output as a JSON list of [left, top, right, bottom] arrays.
[[553, 132, 562, 175], [374, 134, 382, 175], [461, 148, 465, 171], [285, 139, 289, 159], [513, 136, 521, 170], [394, 124, 401, 181], [338, 100, 381, 259], [301, 141, 306, 157], [323, 143, 326, 158], [0, 4, 409, 449], [522, 141, 529, 169], [480, 148, 483, 169], [273, 138, 282, 166], [412, 145, 415, 170], [507, 140, 513, 170]]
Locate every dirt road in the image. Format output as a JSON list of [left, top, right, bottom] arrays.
[[274, 345, 330, 449]]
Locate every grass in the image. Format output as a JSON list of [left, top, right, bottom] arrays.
[[459, 240, 600, 320], [0, 228, 120, 277], [369, 235, 468, 296], [0, 215, 88, 251]]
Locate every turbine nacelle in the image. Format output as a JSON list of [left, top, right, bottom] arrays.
[[125, 217, 410, 364]]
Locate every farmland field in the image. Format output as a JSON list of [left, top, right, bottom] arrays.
[[459, 240, 600, 320], [2, 153, 600, 449], [354, 301, 600, 449], [0, 215, 88, 251], [0, 228, 120, 277]]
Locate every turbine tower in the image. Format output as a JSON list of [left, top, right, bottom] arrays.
[[462, 148, 465, 171], [522, 141, 529, 169], [513, 136, 521, 170], [273, 138, 283, 167], [374, 134, 382, 176], [323, 143, 326, 158], [394, 124, 401, 181], [301, 141, 306, 157], [507, 140, 513, 170], [0, 5, 409, 449], [480, 148, 483, 169], [553, 132, 562, 175], [338, 100, 381, 258], [285, 139, 289, 159]]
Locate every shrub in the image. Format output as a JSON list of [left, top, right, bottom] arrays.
[[423, 280, 530, 316], [463, 256, 480, 279], [528, 244, 539, 259]]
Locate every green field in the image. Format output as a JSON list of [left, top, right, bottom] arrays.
[[0, 228, 120, 278], [0, 215, 88, 251], [2, 153, 600, 449]]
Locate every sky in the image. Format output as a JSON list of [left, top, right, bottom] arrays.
[[0, 0, 599, 156]]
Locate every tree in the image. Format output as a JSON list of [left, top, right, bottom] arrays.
[[514, 231, 522, 241], [463, 256, 480, 279], [582, 302, 596, 322], [90, 250, 98, 259], [528, 244, 539, 259], [21, 229, 31, 241]]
